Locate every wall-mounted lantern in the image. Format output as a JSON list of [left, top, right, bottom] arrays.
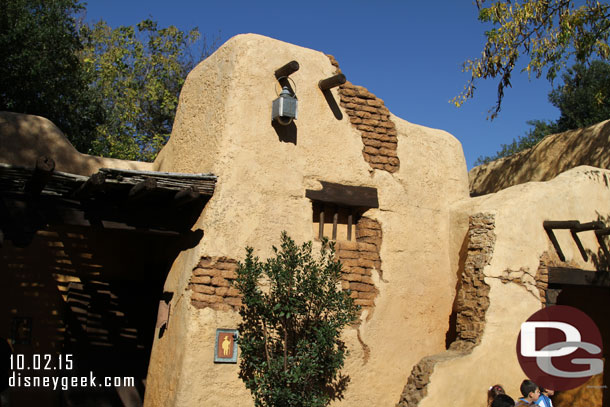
[[272, 85, 298, 126]]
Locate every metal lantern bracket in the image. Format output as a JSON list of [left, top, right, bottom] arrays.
[[274, 76, 298, 99]]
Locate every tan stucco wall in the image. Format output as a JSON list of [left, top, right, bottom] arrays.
[[0, 111, 152, 175], [145, 33, 470, 406], [469, 120, 610, 196], [419, 166, 610, 407]]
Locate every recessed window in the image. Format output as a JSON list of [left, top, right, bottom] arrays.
[[305, 181, 378, 242], [312, 201, 362, 241]]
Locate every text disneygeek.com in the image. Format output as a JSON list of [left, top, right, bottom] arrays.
[[8, 354, 135, 390]]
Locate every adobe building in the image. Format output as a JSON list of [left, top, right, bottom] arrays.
[[1, 34, 608, 407]]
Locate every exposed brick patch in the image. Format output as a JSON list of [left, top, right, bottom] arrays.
[[534, 251, 581, 307], [327, 55, 400, 173], [336, 217, 382, 315], [452, 213, 495, 346], [189, 257, 242, 311], [396, 213, 496, 407], [536, 254, 551, 306]]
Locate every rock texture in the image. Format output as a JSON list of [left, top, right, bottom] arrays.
[[452, 213, 495, 346], [397, 213, 496, 407], [469, 120, 610, 196]]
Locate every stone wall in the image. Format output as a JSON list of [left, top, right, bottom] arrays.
[[189, 257, 242, 311], [327, 55, 400, 173], [336, 217, 382, 314], [397, 213, 496, 407], [452, 213, 495, 346]]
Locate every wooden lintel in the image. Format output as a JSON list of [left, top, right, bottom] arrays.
[[306, 181, 379, 209], [548, 267, 610, 287]]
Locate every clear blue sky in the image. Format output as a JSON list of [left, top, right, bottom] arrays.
[[84, 0, 561, 169]]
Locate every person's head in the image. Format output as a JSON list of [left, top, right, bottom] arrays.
[[520, 380, 540, 401], [488, 384, 506, 403], [491, 394, 515, 407], [539, 387, 554, 397]]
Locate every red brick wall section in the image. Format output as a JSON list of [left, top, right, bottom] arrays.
[[190, 257, 242, 311], [327, 55, 400, 173], [190, 219, 382, 314], [336, 217, 383, 316]]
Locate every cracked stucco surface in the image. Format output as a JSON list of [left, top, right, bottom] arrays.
[[397, 213, 495, 407], [417, 166, 610, 407], [144, 34, 469, 407]]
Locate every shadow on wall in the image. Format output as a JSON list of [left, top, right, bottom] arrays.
[[469, 120, 610, 196], [0, 223, 187, 406], [588, 213, 610, 272], [272, 120, 297, 145]]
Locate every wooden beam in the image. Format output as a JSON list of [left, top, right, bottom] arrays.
[[548, 267, 610, 287], [128, 177, 157, 203], [72, 172, 106, 200], [574, 221, 605, 231], [319, 206, 325, 240], [24, 156, 55, 196], [332, 207, 338, 240], [306, 181, 379, 209], [318, 74, 346, 91], [543, 220, 580, 229], [173, 187, 200, 207], [274, 61, 300, 79], [347, 211, 353, 241]]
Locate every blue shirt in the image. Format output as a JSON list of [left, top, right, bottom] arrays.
[[536, 394, 553, 407]]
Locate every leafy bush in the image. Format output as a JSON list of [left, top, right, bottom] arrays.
[[233, 232, 358, 407]]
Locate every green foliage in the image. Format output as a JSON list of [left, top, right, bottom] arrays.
[[474, 60, 610, 165], [0, 0, 103, 152], [81, 19, 206, 161], [454, 0, 610, 118], [233, 232, 358, 407], [550, 60, 610, 131], [1, 0, 214, 161]]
